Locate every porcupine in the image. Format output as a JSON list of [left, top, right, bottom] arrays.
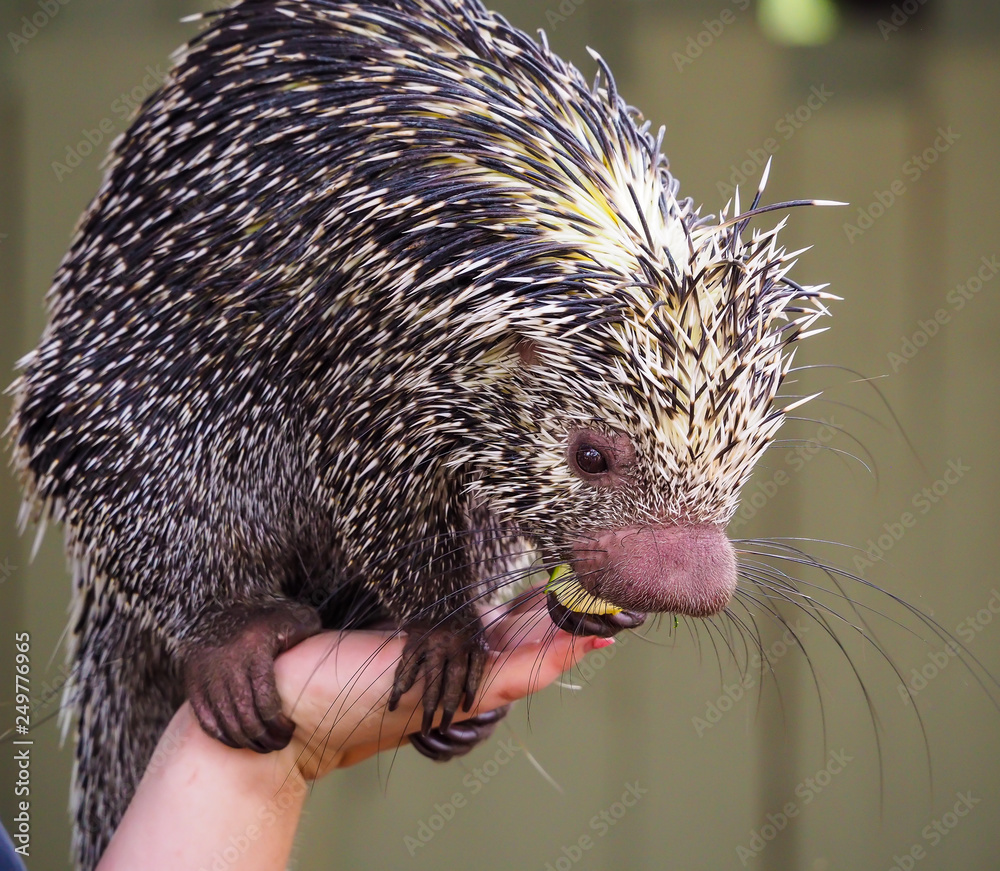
[[9, 0, 834, 867]]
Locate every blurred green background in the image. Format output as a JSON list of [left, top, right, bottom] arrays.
[[1, 0, 999, 868]]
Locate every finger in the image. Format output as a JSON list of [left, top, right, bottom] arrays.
[[473, 633, 613, 714]]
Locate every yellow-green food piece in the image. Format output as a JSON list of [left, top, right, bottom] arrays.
[[545, 564, 624, 616]]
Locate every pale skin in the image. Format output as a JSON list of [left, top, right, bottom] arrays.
[[96, 594, 611, 870]]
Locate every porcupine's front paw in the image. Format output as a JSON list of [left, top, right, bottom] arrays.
[[182, 602, 322, 753], [388, 620, 490, 736]]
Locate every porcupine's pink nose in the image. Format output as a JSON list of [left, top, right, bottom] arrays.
[[570, 524, 738, 617]]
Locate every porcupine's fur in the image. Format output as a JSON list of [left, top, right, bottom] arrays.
[[9, 0, 832, 867]]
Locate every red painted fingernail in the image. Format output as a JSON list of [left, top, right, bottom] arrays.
[[589, 637, 615, 651]]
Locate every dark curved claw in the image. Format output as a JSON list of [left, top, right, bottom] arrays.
[[409, 705, 512, 762], [545, 592, 646, 637]]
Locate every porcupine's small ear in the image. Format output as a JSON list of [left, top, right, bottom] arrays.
[[514, 337, 543, 368], [476, 334, 544, 378]]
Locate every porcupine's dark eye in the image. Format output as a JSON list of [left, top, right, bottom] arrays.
[[576, 445, 609, 475], [568, 429, 634, 484]]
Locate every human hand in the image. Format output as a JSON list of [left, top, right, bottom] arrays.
[[273, 592, 612, 778], [97, 590, 609, 871]]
